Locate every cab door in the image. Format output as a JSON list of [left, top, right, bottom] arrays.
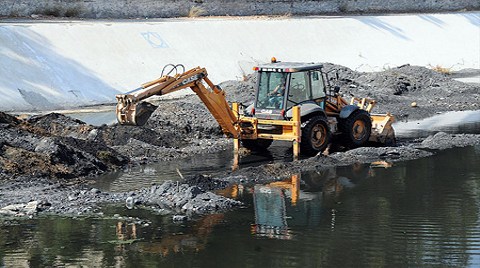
[[310, 70, 326, 109], [286, 71, 310, 109]]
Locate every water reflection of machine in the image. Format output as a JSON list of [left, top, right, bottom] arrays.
[[251, 169, 370, 239], [252, 175, 313, 240], [253, 185, 291, 239]]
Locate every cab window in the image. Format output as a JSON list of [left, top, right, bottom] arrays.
[[256, 72, 288, 109], [287, 72, 309, 108], [311, 70, 325, 99]]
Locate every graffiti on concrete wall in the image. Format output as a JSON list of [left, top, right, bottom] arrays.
[[141, 32, 169, 48]]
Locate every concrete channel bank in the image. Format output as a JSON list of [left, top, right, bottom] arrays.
[[0, 12, 479, 110]]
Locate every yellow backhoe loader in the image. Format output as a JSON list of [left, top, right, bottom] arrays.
[[116, 59, 395, 158]]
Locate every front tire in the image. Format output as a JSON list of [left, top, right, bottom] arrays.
[[339, 109, 372, 148], [301, 116, 331, 156]]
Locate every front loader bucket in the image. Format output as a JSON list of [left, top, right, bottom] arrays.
[[116, 101, 158, 126], [369, 113, 396, 146]]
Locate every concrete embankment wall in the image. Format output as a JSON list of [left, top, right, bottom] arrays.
[[0, 0, 479, 19], [0, 12, 479, 111]]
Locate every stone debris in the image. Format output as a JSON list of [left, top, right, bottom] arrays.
[[420, 132, 480, 150], [0, 201, 50, 216], [141, 180, 242, 215]]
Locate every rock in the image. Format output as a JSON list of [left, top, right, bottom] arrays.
[[87, 129, 98, 140], [172, 215, 188, 222], [0, 201, 39, 216], [90, 188, 101, 194], [151, 180, 174, 195], [0, 204, 25, 214], [125, 196, 134, 209], [144, 180, 242, 215], [37, 200, 51, 211], [185, 186, 202, 199], [184, 174, 229, 191], [411, 102, 418, 107], [34, 138, 58, 154]]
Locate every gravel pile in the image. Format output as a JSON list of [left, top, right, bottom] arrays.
[[324, 64, 480, 119]]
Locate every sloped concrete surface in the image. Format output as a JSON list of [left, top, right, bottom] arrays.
[[0, 12, 478, 110]]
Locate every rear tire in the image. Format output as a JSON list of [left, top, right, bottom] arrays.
[[301, 116, 331, 156], [339, 109, 372, 148], [241, 139, 273, 151]]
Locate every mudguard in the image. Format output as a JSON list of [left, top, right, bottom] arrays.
[[286, 101, 326, 118], [339, 105, 360, 119]]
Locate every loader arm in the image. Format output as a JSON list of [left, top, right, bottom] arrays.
[[115, 66, 240, 138]]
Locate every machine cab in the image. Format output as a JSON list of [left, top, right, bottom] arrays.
[[253, 61, 327, 120]]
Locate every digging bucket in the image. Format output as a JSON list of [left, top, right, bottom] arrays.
[[116, 101, 158, 126]]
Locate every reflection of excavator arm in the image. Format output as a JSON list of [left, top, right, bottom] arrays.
[[115, 66, 240, 138]]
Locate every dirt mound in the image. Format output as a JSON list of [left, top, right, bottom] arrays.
[[0, 113, 128, 179], [323, 64, 480, 119], [220, 73, 257, 105], [0, 112, 20, 125], [96, 124, 171, 147], [145, 98, 223, 140], [92, 96, 230, 162], [26, 112, 94, 138], [354, 65, 476, 96]]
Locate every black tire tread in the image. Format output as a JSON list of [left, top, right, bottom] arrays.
[[300, 116, 331, 156], [339, 109, 372, 148]]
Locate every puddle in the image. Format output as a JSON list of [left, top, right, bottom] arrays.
[[394, 110, 480, 138], [92, 142, 294, 192], [93, 149, 234, 192]]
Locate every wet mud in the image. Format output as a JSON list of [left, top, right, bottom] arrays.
[[0, 64, 479, 218]]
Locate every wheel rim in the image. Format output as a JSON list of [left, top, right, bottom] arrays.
[[311, 124, 327, 148], [352, 120, 367, 141]]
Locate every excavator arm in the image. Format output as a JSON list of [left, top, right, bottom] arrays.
[[115, 65, 240, 137]]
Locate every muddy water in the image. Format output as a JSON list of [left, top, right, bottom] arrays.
[[93, 149, 234, 192], [93, 142, 294, 192], [0, 145, 479, 267]]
